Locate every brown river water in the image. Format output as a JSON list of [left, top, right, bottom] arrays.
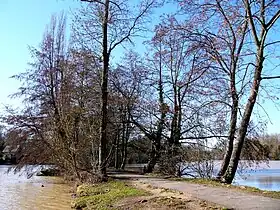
[[0, 165, 71, 210]]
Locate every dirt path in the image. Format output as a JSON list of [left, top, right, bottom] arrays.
[[111, 173, 280, 210], [115, 181, 222, 209]]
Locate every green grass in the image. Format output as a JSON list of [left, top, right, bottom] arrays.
[[170, 178, 280, 199], [71, 180, 148, 210]]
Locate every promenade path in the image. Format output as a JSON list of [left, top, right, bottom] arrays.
[[110, 173, 280, 210]]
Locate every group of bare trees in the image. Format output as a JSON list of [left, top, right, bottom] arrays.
[[3, 0, 280, 184]]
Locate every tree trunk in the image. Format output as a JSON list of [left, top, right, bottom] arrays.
[[223, 50, 264, 184], [120, 139, 127, 170], [216, 94, 238, 179], [145, 139, 160, 173], [98, 0, 110, 179], [120, 116, 129, 170], [114, 129, 120, 169], [120, 141, 127, 170], [145, 47, 166, 173]]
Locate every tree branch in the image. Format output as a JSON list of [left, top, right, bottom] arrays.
[[261, 75, 280, 80], [80, 0, 105, 5], [180, 135, 228, 140], [109, 0, 154, 53], [244, 0, 260, 46]]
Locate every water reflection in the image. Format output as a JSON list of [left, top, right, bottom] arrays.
[[234, 168, 280, 191], [0, 165, 71, 210]]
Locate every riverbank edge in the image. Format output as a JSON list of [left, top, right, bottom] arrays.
[[70, 171, 280, 209], [110, 172, 280, 199], [167, 177, 280, 199]]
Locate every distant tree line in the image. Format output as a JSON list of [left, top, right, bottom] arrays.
[[259, 134, 280, 160]]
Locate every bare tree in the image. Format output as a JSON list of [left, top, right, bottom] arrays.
[[176, 0, 268, 181], [5, 14, 103, 180], [77, 0, 158, 179], [110, 51, 148, 170], [182, 0, 249, 180], [223, 0, 280, 183]]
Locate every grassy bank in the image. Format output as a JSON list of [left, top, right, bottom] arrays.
[[171, 178, 280, 199], [71, 180, 148, 209], [71, 179, 226, 210]]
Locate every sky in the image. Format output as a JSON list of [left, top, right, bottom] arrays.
[[0, 0, 280, 134], [0, 0, 80, 106]]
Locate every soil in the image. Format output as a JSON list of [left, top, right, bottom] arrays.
[[114, 181, 223, 210]]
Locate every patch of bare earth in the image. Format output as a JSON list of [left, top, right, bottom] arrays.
[[114, 181, 223, 210]]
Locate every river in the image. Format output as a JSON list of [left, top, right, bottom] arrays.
[[232, 161, 280, 191], [0, 165, 71, 210]]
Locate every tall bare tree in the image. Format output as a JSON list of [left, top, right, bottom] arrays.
[[77, 0, 158, 178], [223, 0, 280, 183]]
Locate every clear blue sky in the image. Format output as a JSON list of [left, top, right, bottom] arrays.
[[0, 0, 279, 134], [0, 0, 80, 107]]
